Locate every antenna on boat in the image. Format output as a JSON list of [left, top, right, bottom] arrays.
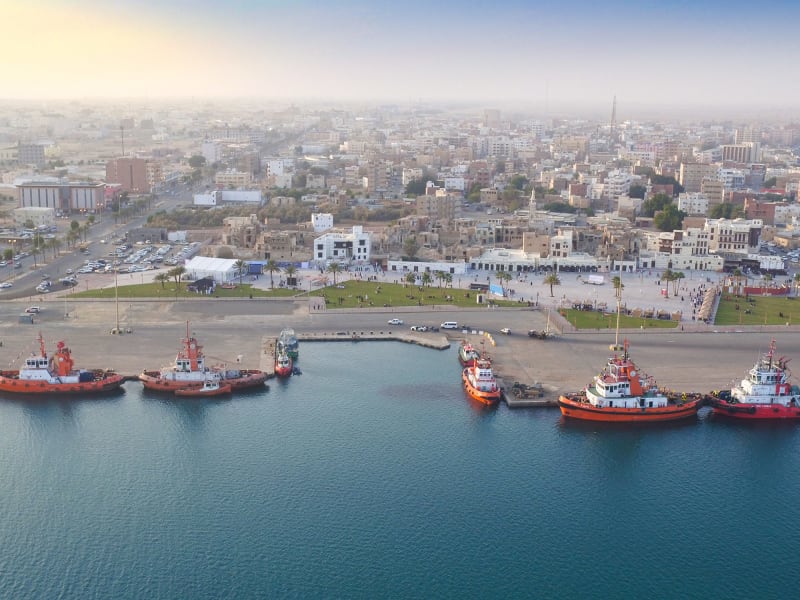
[[613, 275, 624, 349]]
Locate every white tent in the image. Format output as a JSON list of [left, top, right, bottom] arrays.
[[184, 256, 239, 283]]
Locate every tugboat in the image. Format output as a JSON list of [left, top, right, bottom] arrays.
[[458, 341, 481, 367], [462, 356, 502, 406], [174, 379, 232, 398], [278, 328, 299, 360], [274, 348, 293, 378], [140, 322, 267, 392], [558, 340, 703, 423], [708, 339, 800, 420], [0, 334, 125, 394]]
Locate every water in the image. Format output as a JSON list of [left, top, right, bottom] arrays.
[[1, 341, 798, 599]]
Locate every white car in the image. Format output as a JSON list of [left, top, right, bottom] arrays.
[[387, 318, 404, 325], [0, 282, 12, 288], [25, 306, 41, 314]]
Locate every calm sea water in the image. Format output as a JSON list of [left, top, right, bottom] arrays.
[[0, 341, 798, 599]]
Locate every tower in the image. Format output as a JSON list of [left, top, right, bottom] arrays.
[[610, 95, 617, 143]]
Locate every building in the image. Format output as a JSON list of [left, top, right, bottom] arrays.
[[677, 193, 710, 216], [679, 163, 719, 193], [214, 169, 252, 188], [13, 206, 55, 229], [704, 218, 762, 254], [721, 143, 760, 164], [17, 181, 105, 213], [106, 158, 151, 194], [222, 215, 261, 249], [311, 213, 334, 233], [416, 193, 461, 226], [17, 143, 45, 167], [313, 225, 371, 264], [193, 190, 262, 207]]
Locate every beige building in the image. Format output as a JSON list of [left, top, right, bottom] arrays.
[[223, 215, 261, 249], [215, 169, 252, 188], [679, 163, 719, 193], [415, 193, 461, 226]]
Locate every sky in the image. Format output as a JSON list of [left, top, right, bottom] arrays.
[[2, 0, 799, 113]]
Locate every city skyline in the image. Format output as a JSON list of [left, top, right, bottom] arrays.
[[2, 0, 800, 116]]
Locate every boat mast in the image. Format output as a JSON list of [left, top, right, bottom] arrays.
[[613, 275, 624, 348]]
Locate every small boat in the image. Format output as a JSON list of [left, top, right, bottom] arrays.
[[174, 379, 232, 398], [274, 349, 293, 378], [458, 341, 481, 367], [140, 322, 267, 392], [708, 339, 800, 420], [0, 334, 125, 395], [462, 356, 502, 406], [558, 340, 703, 423], [278, 328, 299, 359]]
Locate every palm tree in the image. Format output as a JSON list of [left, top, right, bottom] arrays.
[[405, 271, 416, 285], [80, 223, 90, 242], [283, 264, 297, 287], [167, 266, 186, 297], [442, 272, 453, 288], [154, 273, 170, 289], [265, 259, 280, 288], [233, 259, 248, 285], [544, 273, 561, 297], [661, 269, 675, 298], [671, 271, 685, 298], [434, 270, 444, 287], [66, 230, 80, 248], [325, 262, 341, 286], [732, 268, 744, 297], [495, 271, 512, 296], [51, 237, 62, 259], [421, 271, 432, 287]]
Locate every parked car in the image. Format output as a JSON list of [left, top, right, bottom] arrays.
[[0, 282, 13, 288], [410, 325, 428, 332], [500, 327, 511, 335], [25, 306, 41, 313], [387, 318, 404, 325]]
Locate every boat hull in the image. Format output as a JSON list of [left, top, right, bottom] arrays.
[[558, 394, 702, 423], [139, 370, 267, 391], [709, 395, 800, 420], [0, 371, 125, 395], [174, 384, 232, 398], [462, 370, 501, 406]]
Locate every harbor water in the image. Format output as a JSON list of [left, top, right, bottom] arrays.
[[0, 341, 798, 599]]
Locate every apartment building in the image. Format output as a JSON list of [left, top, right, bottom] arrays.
[[704, 218, 762, 253], [214, 169, 252, 188], [416, 193, 461, 226], [679, 163, 719, 193], [313, 225, 371, 264], [106, 157, 151, 194]]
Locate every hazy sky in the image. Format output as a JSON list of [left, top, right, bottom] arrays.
[[3, 0, 799, 111]]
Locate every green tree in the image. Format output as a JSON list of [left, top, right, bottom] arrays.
[[188, 155, 206, 169], [167, 266, 186, 297], [421, 271, 432, 287], [628, 184, 646, 199], [654, 204, 686, 232], [763, 177, 777, 189], [403, 236, 420, 259], [87, 215, 95, 226], [495, 270, 512, 295], [732, 268, 744, 297], [2, 248, 12, 262], [641, 193, 673, 217], [265, 259, 280, 288], [404, 179, 427, 196], [405, 271, 416, 285], [283, 264, 297, 287], [234, 259, 248, 285], [70, 220, 80, 233], [661, 269, 675, 298], [509, 175, 529, 190], [650, 175, 684, 194], [326, 262, 341, 286], [154, 273, 170, 289], [671, 271, 685, 297], [442, 272, 452, 288], [544, 273, 561, 297]]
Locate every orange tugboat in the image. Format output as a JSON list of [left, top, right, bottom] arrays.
[[0, 334, 125, 394], [140, 323, 267, 392], [558, 340, 703, 423], [274, 348, 293, 378], [174, 379, 232, 398], [708, 339, 800, 420], [462, 356, 502, 406]]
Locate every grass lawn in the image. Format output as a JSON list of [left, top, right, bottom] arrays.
[[307, 280, 525, 309], [69, 282, 297, 299], [714, 293, 800, 326], [560, 308, 679, 330]]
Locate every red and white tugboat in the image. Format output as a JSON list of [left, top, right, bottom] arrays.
[[462, 355, 501, 406], [709, 339, 800, 420], [140, 322, 267, 392], [174, 379, 232, 398], [274, 348, 293, 378], [0, 334, 124, 395], [458, 341, 481, 367], [558, 340, 703, 423]]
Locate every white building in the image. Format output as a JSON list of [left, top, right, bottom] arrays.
[[313, 225, 371, 264], [387, 259, 468, 276], [677, 193, 709, 215], [14, 206, 55, 229], [311, 213, 334, 233], [183, 256, 238, 283], [193, 190, 262, 206], [704, 218, 762, 254], [604, 170, 633, 200]]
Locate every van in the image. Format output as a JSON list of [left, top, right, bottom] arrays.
[[441, 321, 458, 330]]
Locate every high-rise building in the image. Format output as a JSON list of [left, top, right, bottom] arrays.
[[106, 157, 150, 194]]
